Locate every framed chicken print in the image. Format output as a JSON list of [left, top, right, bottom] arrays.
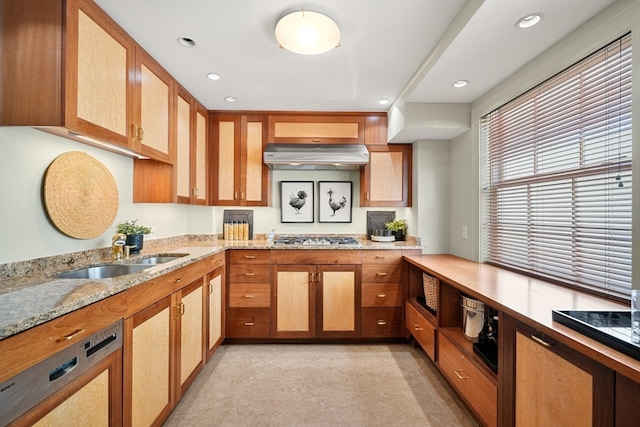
[[318, 181, 352, 223], [281, 181, 314, 223]]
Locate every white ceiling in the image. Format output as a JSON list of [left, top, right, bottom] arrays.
[[95, 0, 615, 138]]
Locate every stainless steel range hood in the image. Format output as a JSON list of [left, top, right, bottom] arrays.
[[263, 144, 369, 170]]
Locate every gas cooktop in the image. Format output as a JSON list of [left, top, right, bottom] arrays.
[[552, 310, 639, 361], [273, 236, 360, 246]]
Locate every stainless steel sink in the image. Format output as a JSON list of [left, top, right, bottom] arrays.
[[53, 264, 150, 279], [134, 255, 186, 265]]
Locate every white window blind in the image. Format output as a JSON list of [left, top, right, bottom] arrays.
[[481, 33, 632, 300]]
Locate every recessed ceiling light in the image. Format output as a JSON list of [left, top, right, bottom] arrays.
[[378, 99, 389, 105], [207, 73, 221, 80], [453, 80, 468, 88], [516, 13, 543, 29], [224, 96, 236, 102], [177, 36, 196, 47]]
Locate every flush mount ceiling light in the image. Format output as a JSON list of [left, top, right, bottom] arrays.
[[275, 8, 341, 55], [516, 13, 543, 29], [177, 36, 196, 47], [453, 80, 468, 88]]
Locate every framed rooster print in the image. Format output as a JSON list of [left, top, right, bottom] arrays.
[[318, 181, 352, 223], [281, 181, 314, 223]]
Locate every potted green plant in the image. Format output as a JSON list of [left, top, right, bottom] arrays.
[[116, 219, 152, 254], [385, 218, 408, 241]]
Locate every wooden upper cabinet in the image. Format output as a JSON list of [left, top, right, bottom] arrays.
[[210, 113, 271, 206], [176, 88, 208, 205], [267, 114, 365, 144], [133, 47, 174, 163], [364, 114, 388, 145], [360, 144, 412, 207], [1, 0, 137, 153]]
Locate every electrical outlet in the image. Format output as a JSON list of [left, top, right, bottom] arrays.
[[148, 226, 156, 239], [462, 226, 468, 240]]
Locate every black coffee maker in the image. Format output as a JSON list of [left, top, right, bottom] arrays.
[[473, 307, 499, 373]]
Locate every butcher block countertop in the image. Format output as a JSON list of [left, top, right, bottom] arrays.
[[404, 254, 640, 382], [0, 235, 421, 340]]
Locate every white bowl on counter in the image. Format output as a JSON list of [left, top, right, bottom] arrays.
[[371, 235, 395, 242]]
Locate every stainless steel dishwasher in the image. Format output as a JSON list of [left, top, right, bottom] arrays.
[[0, 319, 123, 426]]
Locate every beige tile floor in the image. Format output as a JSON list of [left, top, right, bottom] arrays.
[[164, 343, 478, 426]]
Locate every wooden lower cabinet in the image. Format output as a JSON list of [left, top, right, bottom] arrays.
[[206, 265, 225, 360], [616, 373, 640, 427], [439, 331, 497, 427], [124, 276, 206, 427], [272, 263, 361, 338], [405, 301, 436, 360], [502, 315, 615, 427], [124, 296, 172, 427]]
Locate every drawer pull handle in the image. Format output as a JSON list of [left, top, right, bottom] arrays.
[[208, 283, 213, 294], [215, 259, 222, 263], [531, 334, 552, 347], [244, 322, 255, 326], [375, 256, 386, 259], [244, 272, 255, 276], [454, 370, 470, 380], [413, 325, 424, 331], [244, 294, 255, 298], [174, 277, 183, 283], [179, 302, 185, 316], [377, 320, 387, 326], [244, 255, 256, 259], [377, 294, 387, 298], [376, 272, 387, 276], [57, 328, 86, 342]]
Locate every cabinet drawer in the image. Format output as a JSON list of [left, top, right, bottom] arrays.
[[205, 252, 225, 272], [405, 302, 435, 361], [361, 307, 402, 337], [438, 332, 497, 427], [227, 308, 271, 338], [361, 264, 401, 283], [361, 250, 403, 264], [228, 264, 270, 283], [271, 250, 361, 265], [229, 284, 270, 307], [229, 250, 270, 265], [361, 283, 401, 307]]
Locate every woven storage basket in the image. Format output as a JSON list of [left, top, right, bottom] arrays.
[[422, 273, 439, 312]]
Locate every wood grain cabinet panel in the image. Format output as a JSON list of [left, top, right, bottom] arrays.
[[206, 266, 225, 360], [361, 283, 402, 307], [361, 307, 402, 337], [229, 283, 271, 307], [1, 0, 136, 152], [267, 114, 365, 144], [405, 302, 436, 361], [211, 114, 271, 206], [439, 331, 497, 427], [360, 144, 412, 207]]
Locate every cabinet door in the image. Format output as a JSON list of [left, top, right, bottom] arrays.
[[175, 89, 192, 204], [192, 104, 208, 205], [124, 297, 173, 427], [211, 114, 240, 205], [317, 265, 361, 338], [272, 265, 316, 338], [134, 48, 173, 162], [211, 114, 269, 206], [361, 144, 412, 207], [503, 318, 615, 427], [206, 267, 225, 360], [268, 114, 364, 144], [177, 279, 205, 397]]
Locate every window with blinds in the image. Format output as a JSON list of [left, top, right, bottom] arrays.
[[481, 33, 632, 300]]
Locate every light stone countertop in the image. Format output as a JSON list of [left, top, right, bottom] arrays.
[[0, 235, 422, 340]]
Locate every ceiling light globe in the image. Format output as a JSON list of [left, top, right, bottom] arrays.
[[276, 10, 340, 55]]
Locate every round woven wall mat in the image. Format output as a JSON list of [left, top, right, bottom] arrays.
[[43, 151, 119, 239]]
